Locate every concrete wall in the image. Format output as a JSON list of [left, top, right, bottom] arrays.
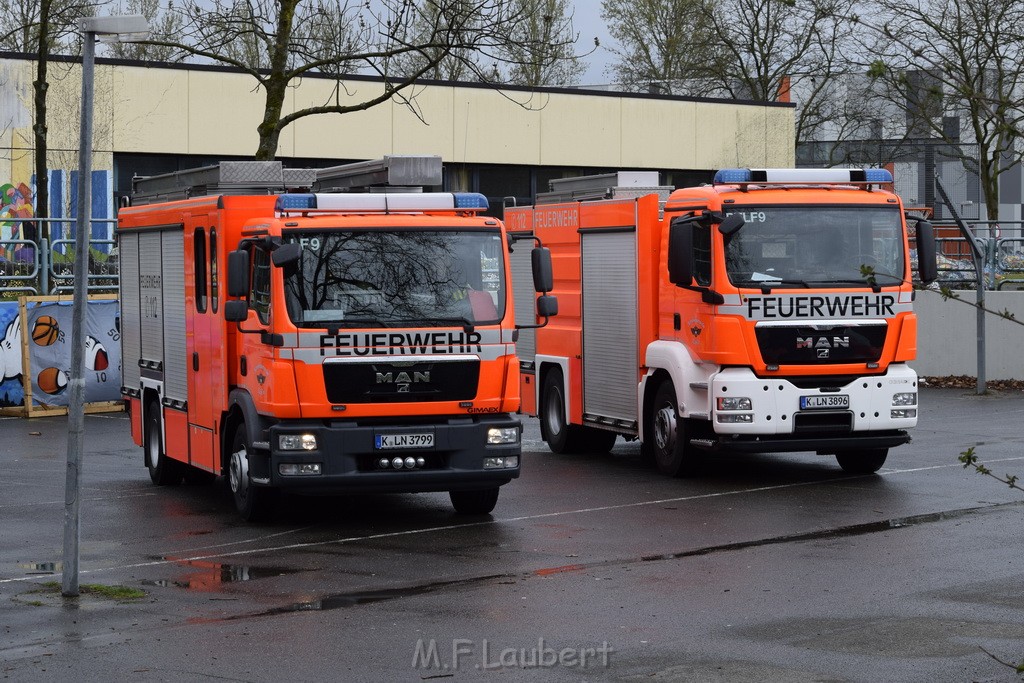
[[912, 288, 1024, 379]]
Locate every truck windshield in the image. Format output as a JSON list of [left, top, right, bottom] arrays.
[[281, 230, 506, 327], [724, 205, 905, 288]]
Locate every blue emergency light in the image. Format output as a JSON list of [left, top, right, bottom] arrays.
[[713, 168, 894, 185]]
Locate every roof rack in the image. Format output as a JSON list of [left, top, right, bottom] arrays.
[[534, 171, 673, 205], [313, 155, 443, 193], [130, 161, 317, 206]]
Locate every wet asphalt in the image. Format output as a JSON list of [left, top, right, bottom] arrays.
[[1, 386, 1023, 682]]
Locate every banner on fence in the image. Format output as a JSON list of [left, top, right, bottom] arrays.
[[26, 299, 121, 406]]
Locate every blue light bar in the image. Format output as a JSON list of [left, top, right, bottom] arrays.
[[453, 192, 489, 210], [276, 193, 317, 211], [714, 168, 894, 185], [714, 169, 753, 184]]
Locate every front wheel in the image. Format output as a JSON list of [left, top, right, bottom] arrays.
[[228, 426, 277, 522], [450, 487, 500, 515], [835, 448, 888, 474], [648, 382, 700, 477], [145, 402, 181, 486]]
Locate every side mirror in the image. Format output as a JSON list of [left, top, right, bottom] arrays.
[[531, 247, 553, 293], [224, 299, 249, 322], [272, 242, 302, 267], [718, 213, 745, 237], [536, 294, 558, 318], [227, 250, 249, 297], [915, 220, 938, 284], [667, 218, 694, 285]]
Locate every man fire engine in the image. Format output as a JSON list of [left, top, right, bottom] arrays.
[[118, 158, 555, 520], [507, 168, 937, 476]]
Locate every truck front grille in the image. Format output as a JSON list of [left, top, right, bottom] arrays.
[[755, 323, 887, 365], [323, 359, 480, 403]]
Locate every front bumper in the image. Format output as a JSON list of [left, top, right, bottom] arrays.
[[253, 414, 522, 493]]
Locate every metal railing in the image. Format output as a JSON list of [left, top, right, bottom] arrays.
[[0, 217, 118, 298]]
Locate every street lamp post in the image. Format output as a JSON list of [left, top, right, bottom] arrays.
[[63, 14, 148, 598]]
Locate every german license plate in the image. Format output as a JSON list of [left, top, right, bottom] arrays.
[[375, 433, 434, 450], [800, 394, 849, 410]]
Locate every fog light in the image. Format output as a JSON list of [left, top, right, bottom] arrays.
[[484, 456, 519, 469], [378, 458, 390, 469], [717, 414, 753, 423], [487, 427, 520, 444], [279, 434, 317, 451], [891, 408, 917, 419], [717, 397, 752, 411], [279, 463, 321, 476], [892, 392, 917, 406]]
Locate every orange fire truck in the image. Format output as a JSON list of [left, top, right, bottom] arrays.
[[507, 168, 937, 476], [118, 159, 555, 520]]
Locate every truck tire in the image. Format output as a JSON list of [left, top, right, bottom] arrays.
[[540, 369, 614, 454], [450, 487, 500, 515], [835, 448, 888, 474], [649, 381, 701, 477], [145, 401, 181, 486], [228, 425, 277, 522]]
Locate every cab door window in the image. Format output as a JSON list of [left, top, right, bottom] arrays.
[[250, 247, 271, 324]]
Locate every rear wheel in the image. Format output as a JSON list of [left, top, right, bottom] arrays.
[[145, 402, 181, 486], [228, 425, 277, 522], [540, 369, 616, 454], [649, 381, 701, 477], [450, 487, 500, 515], [835, 448, 888, 474]]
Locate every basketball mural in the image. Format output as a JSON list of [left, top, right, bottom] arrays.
[[25, 300, 121, 407]]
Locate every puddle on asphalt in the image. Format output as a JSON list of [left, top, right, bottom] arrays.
[[143, 559, 303, 591]]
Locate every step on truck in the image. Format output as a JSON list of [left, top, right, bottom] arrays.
[[506, 168, 938, 476], [117, 157, 556, 520]]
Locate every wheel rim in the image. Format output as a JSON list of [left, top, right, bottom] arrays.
[[653, 403, 677, 455], [229, 444, 248, 496], [544, 387, 564, 437]]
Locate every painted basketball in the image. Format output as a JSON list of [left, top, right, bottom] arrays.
[[32, 315, 59, 346], [37, 367, 69, 395], [85, 335, 109, 371]]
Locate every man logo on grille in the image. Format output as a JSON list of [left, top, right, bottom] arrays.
[[376, 371, 431, 393]]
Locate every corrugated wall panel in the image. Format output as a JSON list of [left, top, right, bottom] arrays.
[[138, 232, 164, 365], [582, 231, 638, 423], [161, 231, 188, 403], [510, 241, 536, 364], [118, 232, 141, 390]]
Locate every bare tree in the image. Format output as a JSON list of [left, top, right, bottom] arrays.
[[601, 0, 718, 95], [106, 0, 183, 61], [493, 0, 584, 87], [141, 0, 577, 160], [855, 0, 1024, 221], [699, 0, 860, 149]]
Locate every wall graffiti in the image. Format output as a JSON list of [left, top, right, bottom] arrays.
[[0, 181, 36, 263]]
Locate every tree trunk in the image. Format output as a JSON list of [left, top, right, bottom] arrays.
[[33, 0, 52, 243], [254, 0, 298, 161]]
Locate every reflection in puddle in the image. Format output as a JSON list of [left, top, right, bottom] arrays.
[[143, 559, 302, 592]]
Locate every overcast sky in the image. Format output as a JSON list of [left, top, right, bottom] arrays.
[[570, 2, 614, 85]]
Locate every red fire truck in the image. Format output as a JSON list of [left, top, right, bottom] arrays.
[[118, 159, 555, 520], [507, 168, 937, 476]]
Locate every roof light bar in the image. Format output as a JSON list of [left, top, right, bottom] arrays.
[[713, 168, 894, 185], [275, 192, 489, 214]]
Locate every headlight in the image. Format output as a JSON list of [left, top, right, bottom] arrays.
[[487, 427, 520, 444], [717, 397, 752, 411], [891, 409, 917, 419], [279, 434, 318, 451], [484, 456, 519, 469], [279, 463, 321, 476], [717, 414, 753, 423], [892, 392, 917, 406]]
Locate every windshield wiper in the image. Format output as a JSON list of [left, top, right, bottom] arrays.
[[402, 317, 476, 334], [805, 278, 884, 293], [325, 317, 393, 329], [754, 279, 811, 293]]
